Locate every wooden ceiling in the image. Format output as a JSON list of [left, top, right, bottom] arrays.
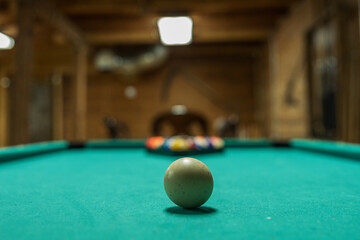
[[60, 0, 298, 45], [0, 0, 300, 46]]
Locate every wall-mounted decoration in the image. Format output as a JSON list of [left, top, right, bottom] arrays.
[[94, 45, 169, 76]]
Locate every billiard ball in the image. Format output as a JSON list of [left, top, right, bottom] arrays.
[[210, 136, 225, 149], [146, 136, 164, 150], [185, 137, 196, 150], [193, 136, 211, 150], [164, 157, 213, 209], [165, 136, 190, 151]]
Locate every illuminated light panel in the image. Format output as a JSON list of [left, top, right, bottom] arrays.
[[157, 17, 193, 45], [0, 32, 14, 49]]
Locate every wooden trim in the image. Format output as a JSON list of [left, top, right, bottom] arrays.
[[305, 28, 314, 138], [52, 74, 64, 140], [32, 0, 87, 141], [0, 76, 10, 147], [10, 0, 35, 145], [33, 0, 86, 49], [59, 0, 297, 16], [74, 47, 88, 140]]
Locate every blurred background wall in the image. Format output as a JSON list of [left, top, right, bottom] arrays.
[[0, 0, 359, 146]]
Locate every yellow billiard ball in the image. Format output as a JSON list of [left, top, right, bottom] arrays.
[[164, 157, 213, 209]]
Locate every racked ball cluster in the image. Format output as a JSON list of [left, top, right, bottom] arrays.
[[146, 136, 225, 153], [164, 157, 213, 209]]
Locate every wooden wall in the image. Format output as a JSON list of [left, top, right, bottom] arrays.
[[64, 44, 262, 139], [268, 0, 314, 139], [2, 0, 358, 144], [269, 0, 360, 142], [337, 3, 360, 142], [0, 40, 265, 145], [0, 50, 13, 147], [0, 68, 10, 146]]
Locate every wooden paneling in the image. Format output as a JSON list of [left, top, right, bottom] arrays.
[[72, 13, 281, 44], [0, 75, 10, 147], [1, 0, 301, 143], [34, 0, 86, 48], [52, 74, 64, 140], [2, 0, 297, 44], [63, 75, 76, 141], [338, 6, 360, 142], [254, 44, 270, 137], [10, 0, 35, 145], [74, 47, 87, 140], [269, 0, 360, 143], [269, 0, 313, 139], [61, 44, 260, 139], [305, 1, 360, 143], [0, 44, 264, 141]]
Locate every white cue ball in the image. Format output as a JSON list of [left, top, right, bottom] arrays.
[[164, 157, 213, 209]]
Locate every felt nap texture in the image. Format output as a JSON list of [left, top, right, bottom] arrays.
[[0, 146, 360, 239]]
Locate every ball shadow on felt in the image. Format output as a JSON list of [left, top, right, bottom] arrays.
[[165, 206, 217, 215]]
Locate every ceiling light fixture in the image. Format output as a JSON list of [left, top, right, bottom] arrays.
[[0, 32, 14, 49], [157, 16, 193, 45]]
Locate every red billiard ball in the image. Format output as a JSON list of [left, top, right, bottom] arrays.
[[146, 136, 165, 150]]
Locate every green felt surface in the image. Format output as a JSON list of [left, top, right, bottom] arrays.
[[87, 138, 272, 149], [291, 139, 360, 160], [224, 138, 272, 147], [1, 146, 360, 239], [86, 139, 145, 148], [0, 141, 68, 163]]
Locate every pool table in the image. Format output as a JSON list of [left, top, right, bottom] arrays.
[[0, 139, 360, 240]]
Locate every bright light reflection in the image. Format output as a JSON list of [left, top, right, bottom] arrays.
[[183, 158, 191, 165], [0, 32, 14, 49], [157, 17, 193, 45]]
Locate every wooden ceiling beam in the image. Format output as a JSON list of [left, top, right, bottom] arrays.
[[0, 13, 13, 26], [70, 15, 157, 31], [152, 0, 296, 14], [85, 27, 270, 45], [73, 11, 277, 45], [168, 43, 262, 56], [85, 31, 157, 45], [10, 0, 35, 145], [58, 0, 296, 16], [0, 0, 17, 28], [70, 12, 282, 31], [194, 29, 270, 43], [33, 0, 86, 49]]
